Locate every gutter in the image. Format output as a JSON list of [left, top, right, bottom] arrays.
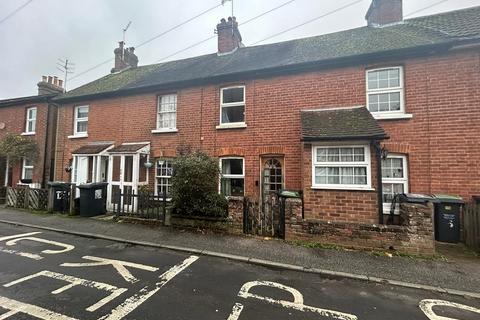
[[301, 135, 389, 142], [0, 94, 56, 108], [51, 40, 467, 104]]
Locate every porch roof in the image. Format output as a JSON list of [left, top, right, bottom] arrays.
[[108, 143, 149, 153], [71, 143, 113, 155], [301, 106, 388, 142]]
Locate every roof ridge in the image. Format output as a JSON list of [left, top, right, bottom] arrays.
[[405, 5, 480, 22]]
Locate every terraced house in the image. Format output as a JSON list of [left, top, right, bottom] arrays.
[[48, 1, 479, 242]]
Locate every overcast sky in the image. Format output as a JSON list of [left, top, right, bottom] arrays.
[[0, 0, 479, 99]]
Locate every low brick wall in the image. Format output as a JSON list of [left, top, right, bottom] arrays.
[[285, 198, 435, 255], [170, 198, 244, 234]]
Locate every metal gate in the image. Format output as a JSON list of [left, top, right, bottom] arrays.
[[243, 192, 285, 238]]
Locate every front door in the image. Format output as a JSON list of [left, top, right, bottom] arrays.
[[108, 155, 136, 212], [261, 157, 284, 237]]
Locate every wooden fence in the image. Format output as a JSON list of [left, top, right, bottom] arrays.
[[464, 202, 480, 251], [6, 186, 48, 211]]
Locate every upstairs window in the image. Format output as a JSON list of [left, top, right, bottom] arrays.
[[220, 158, 244, 196], [157, 94, 177, 130], [220, 86, 245, 124], [312, 145, 371, 190], [74, 105, 89, 135], [366, 67, 404, 116], [25, 107, 37, 134]]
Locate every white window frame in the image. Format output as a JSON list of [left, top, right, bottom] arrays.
[[218, 86, 246, 127], [24, 107, 37, 134], [311, 144, 372, 191], [22, 158, 34, 180], [74, 105, 89, 136], [153, 94, 178, 133], [366, 66, 411, 120], [155, 159, 173, 197], [219, 157, 245, 196], [382, 154, 408, 214]]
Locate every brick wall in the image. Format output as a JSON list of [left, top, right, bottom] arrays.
[[55, 48, 480, 224], [285, 197, 435, 255], [0, 102, 52, 187]]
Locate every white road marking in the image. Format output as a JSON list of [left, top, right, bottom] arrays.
[[0, 246, 43, 260], [228, 280, 358, 320], [0, 295, 78, 320], [0, 232, 42, 241], [419, 299, 480, 320], [98, 255, 199, 320], [226, 303, 244, 320], [61, 255, 159, 283], [5, 237, 74, 254], [3, 270, 127, 312]]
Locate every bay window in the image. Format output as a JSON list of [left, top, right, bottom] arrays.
[[312, 145, 371, 190]]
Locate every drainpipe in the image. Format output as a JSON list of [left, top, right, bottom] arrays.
[[4, 156, 8, 187], [373, 141, 384, 225]]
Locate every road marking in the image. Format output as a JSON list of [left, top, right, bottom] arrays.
[[5, 236, 74, 254], [228, 280, 358, 320], [3, 270, 127, 312], [98, 255, 199, 320], [419, 299, 480, 320], [0, 246, 43, 260], [226, 303, 244, 320], [0, 231, 42, 241], [61, 255, 159, 283], [0, 295, 78, 320]]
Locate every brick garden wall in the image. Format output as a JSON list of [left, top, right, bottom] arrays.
[[55, 48, 480, 224], [285, 198, 435, 255]]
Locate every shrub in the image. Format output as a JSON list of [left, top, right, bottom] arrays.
[[0, 133, 39, 163], [171, 152, 228, 217]]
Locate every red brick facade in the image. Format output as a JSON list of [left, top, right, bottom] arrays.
[[54, 48, 480, 223], [0, 101, 56, 187]]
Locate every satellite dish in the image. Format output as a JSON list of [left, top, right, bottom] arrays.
[[0, 122, 5, 130]]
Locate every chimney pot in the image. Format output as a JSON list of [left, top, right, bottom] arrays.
[[47, 76, 53, 84], [111, 41, 138, 73], [53, 76, 58, 86], [58, 79, 64, 87], [42, 76, 47, 82], [37, 75, 64, 95], [216, 16, 243, 55], [366, 0, 403, 27]]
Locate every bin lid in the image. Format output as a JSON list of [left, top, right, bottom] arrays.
[[278, 190, 301, 198], [48, 181, 72, 187], [432, 194, 465, 204], [399, 193, 438, 204], [77, 182, 108, 189]]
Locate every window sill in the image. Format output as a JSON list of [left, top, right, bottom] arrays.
[[21, 132, 35, 136], [151, 128, 178, 134], [216, 123, 247, 130], [68, 134, 88, 139], [311, 185, 375, 192], [372, 113, 413, 120]]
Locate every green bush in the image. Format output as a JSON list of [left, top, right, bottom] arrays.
[[171, 152, 228, 217]]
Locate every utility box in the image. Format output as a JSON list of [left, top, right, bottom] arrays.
[[77, 182, 108, 217], [48, 182, 72, 212], [432, 194, 464, 243]]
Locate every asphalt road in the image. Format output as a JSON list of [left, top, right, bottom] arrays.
[[0, 223, 478, 320]]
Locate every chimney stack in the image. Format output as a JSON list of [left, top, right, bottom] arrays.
[[365, 0, 403, 27], [111, 41, 139, 73], [37, 75, 64, 95], [216, 16, 243, 55]]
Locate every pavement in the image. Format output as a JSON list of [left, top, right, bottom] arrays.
[[0, 223, 479, 320], [0, 206, 479, 298]]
